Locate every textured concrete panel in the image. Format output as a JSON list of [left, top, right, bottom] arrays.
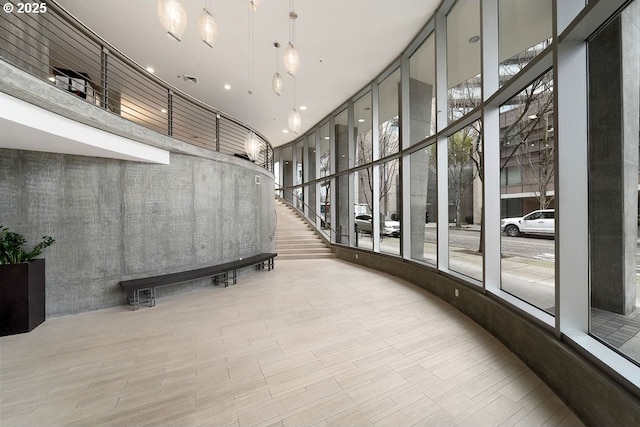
[[0, 148, 275, 316], [0, 150, 21, 221], [193, 158, 223, 264]]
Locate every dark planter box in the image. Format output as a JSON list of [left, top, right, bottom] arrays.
[[0, 258, 46, 336]]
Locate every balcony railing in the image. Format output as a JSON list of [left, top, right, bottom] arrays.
[[0, 0, 274, 172]]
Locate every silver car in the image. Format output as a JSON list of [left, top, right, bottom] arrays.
[[355, 214, 400, 236]]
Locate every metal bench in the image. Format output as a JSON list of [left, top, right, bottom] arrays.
[[119, 253, 277, 310]]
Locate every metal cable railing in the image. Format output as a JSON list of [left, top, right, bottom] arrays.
[[0, 1, 274, 172]]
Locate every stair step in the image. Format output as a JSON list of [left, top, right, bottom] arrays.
[[274, 199, 333, 260], [277, 253, 336, 260], [276, 247, 332, 253]]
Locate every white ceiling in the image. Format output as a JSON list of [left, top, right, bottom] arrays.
[[55, 0, 441, 148]]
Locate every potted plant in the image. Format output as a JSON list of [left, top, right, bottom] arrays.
[[0, 226, 55, 336]]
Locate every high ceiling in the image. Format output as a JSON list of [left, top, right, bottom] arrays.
[[55, 0, 440, 147]]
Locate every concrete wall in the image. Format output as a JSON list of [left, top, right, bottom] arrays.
[[333, 247, 640, 426], [0, 148, 275, 316]]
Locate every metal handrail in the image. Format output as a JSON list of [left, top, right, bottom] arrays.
[[0, 1, 273, 172], [275, 187, 343, 242]]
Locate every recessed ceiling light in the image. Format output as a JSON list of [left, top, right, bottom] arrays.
[[358, 118, 365, 123], [468, 35, 480, 44], [224, 84, 231, 90], [146, 66, 155, 73], [161, 108, 167, 113], [48, 76, 55, 82], [299, 106, 307, 111], [324, 136, 330, 140], [282, 129, 289, 133]]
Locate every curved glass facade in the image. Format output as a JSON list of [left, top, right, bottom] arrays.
[[275, 0, 640, 393]]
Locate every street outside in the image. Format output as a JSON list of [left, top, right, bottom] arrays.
[[356, 226, 556, 310]]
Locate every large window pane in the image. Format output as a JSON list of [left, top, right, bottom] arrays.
[[588, 0, 640, 365], [379, 69, 400, 157], [409, 33, 436, 145], [447, 0, 481, 121], [293, 186, 303, 211], [295, 139, 304, 185], [335, 174, 350, 245], [282, 145, 293, 203], [306, 132, 317, 223], [499, 69, 555, 313], [307, 132, 317, 181], [319, 124, 330, 178], [409, 144, 437, 265], [335, 109, 349, 172], [498, 0, 552, 85], [380, 159, 400, 256], [448, 121, 483, 281], [320, 179, 331, 237], [354, 91, 372, 166], [354, 168, 373, 250]]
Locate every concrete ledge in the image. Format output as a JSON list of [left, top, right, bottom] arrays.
[[0, 91, 170, 164], [333, 246, 640, 427], [0, 60, 216, 160]]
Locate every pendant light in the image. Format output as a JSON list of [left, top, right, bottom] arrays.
[[244, 131, 261, 161], [198, 3, 218, 48], [157, 0, 188, 42], [288, 77, 302, 133], [249, 0, 262, 12], [283, 2, 300, 76], [244, 1, 261, 161], [288, 108, 302, 134], [272, 42, 283, 96], [283, 40, 300, 77]]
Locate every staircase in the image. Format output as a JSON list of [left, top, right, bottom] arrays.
[[274, 199, 335, 260]]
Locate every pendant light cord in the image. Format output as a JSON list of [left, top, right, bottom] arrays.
[[248, 4, 254, 95]]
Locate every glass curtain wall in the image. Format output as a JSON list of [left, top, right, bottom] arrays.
[[272, 0, 640, 387]]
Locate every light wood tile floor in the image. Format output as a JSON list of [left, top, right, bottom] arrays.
[[0, 258, 584, 427]]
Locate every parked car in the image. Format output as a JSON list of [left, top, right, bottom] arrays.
[[500, 209, 555, 237], [355, 214, 400, 237]]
